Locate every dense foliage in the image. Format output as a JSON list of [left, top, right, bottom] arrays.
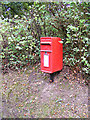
[[0, 2, 90, 76]]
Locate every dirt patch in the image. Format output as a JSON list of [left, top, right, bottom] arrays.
[[2, 65, 88, 118]]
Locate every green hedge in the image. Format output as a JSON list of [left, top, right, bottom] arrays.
[[1, 17, 40, 69], [0, 2, 90, 75]]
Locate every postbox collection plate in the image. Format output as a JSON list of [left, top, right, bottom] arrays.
[[44, 54, 49, 67]]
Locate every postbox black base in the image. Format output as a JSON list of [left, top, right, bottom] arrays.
[[49, 71, 61, 83], [49, 73, 54, 83]]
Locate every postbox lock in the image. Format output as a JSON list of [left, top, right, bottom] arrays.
[[45, 51, 47, 54]]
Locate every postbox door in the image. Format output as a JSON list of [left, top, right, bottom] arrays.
[[41, 51, 52, 73]]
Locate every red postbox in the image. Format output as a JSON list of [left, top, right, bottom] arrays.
[[40, 37, 63, 73]]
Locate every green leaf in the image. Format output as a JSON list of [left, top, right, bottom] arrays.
[[14, 15, 18, 18], [15, 46, 22, 50], [67, 34, 70, 38], [59, 41, 63, 44]]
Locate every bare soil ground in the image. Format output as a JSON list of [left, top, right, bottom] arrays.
[[2, 65, 88, 118]]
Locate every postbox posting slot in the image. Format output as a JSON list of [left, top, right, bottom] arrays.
[[41, 42, 51, 45], [40, 50, 52, 52]]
